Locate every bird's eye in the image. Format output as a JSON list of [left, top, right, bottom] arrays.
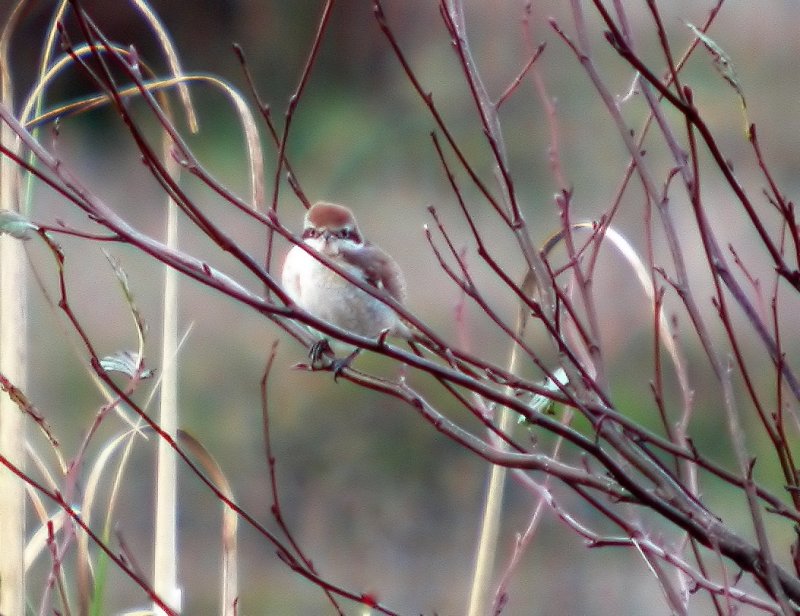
[[302, 228, 319, 239], [338, 226, 361, 243]]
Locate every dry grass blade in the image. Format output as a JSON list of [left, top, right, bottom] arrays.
[[178, 430, 238, 616], [23, 442, 66, 573], [27, 73, 264, 209], [552, 222, 689, 394], [130, 0, 198, 132], [79, 427, 147, 614], [0, 4, 29, 615], [154, 95, 183, 616]]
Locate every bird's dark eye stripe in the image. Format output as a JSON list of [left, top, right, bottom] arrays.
[[338, 227, 361, 242], [302, 226, 362, 243]]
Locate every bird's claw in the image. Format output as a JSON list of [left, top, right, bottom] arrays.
[[309, 339, 333, 366], [303, 339, 360, 382]]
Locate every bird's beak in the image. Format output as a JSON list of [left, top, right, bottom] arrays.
[[318, 229, 339, 254]]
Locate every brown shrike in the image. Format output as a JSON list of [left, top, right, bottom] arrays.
[[282, 202, 414, 372]]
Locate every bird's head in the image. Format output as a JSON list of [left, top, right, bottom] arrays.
[[302, 202, 364, 255]]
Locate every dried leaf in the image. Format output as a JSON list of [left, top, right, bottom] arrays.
[[518, 368, 568, 422], [687, 24, 743, 97], [103, 250, 148, 347], [100, 350, 153, 379], [0, 209, 38, 240], [0, 372, 58, 446]]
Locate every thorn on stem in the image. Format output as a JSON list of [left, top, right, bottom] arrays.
[[372, 0, 385, 22], [232, 42, 245, 63], [746, 457, 757, 479], [331, 349, 360, 382], [604, 30, 620, 51]]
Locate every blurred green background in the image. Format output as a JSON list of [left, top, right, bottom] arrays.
[[5, 0, 800, 613]]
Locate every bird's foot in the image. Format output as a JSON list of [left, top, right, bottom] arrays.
[[293, 339, 360, 382], [309, 338, 333, 366]]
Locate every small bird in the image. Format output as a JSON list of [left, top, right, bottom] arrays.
[[281, 201, 413, 373]]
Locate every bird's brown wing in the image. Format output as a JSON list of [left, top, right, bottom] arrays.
[[339, 243, 407, 304]]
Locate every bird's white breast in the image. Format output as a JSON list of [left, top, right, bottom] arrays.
[[282, 245, 400, 338]]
